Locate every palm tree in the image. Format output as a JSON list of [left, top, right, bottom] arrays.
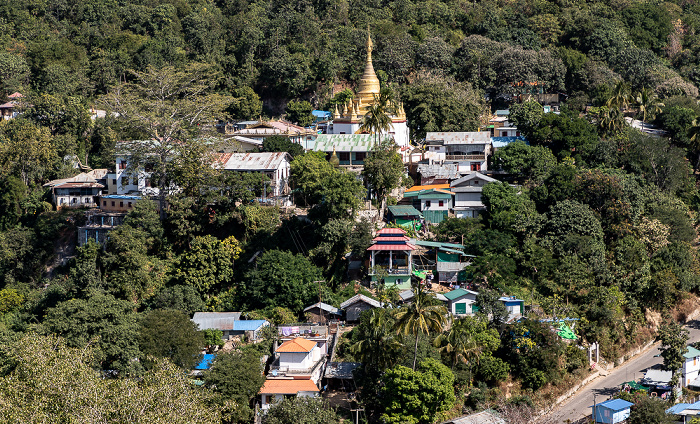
[[598, 106, 626, 137], [393, 286, 447, 371], [635, 87, 664, 133], [606, 81, 632, 111], [349, 308, 403, 371], [433, 317, 483, 371], [359, 92, 393, 146]]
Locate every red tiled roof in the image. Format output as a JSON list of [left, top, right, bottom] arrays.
[[372, 236, 410, 242], [259, 379, 319, 394], [367, 243, 417, 251], [276, 337, 316, 353], [377, 228, 407, 235]]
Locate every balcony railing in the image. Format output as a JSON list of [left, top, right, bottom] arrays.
[[445, 154, 486, 161], [368, 266, 411, 276], [268, 357, 325, 377]]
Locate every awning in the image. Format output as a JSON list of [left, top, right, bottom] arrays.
[[367, 243, 417, 251]]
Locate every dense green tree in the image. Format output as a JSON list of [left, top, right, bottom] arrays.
[[138, 309, 204, 369], [175, 235, 239, 294], [290, 152, 335, 206], [656, 320, 689, 387], [285, 100, 314, 127], [508, 100, 544, 135], [260, 135, 304, 158], [402, 73, 481, 141], [380, 357, 455, 424], [0, 175, 26, 230], [39, 292, 142, 374], [204, 350, 266, 423], [362, 139, 404, 218], [349, 308, 403, 372], [434, 316, 500, 371], [490, 141, 556, 184], [145, 285, 204, 314], [0, 333, 219, 423], [263, 397, 340, 424], [628, 396, 675, 424], [526, 109, 600, 163], [0, 119, 56, 186], [226, 86, 262, 120], [244, 249, 322, 314]]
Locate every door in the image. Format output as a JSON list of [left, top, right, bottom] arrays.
[[455, 302, 466, 315]]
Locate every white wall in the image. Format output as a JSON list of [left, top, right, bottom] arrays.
[[684, 356, 700, 387], [421, 198, 451, 211]]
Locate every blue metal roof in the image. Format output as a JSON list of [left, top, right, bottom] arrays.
[[101, 194, 142, 200], [312, 110, 331, 118], [232, 320, 268, 331], [195, 354, 214, 370], [666, 403, 691, 414], [491, 136, 528, 148], [590, 399, 634, 412]]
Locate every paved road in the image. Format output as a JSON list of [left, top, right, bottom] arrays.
[[547, 319, 700, 423]]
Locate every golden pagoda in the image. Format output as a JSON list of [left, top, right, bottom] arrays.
[[356, 28, 381, 113]]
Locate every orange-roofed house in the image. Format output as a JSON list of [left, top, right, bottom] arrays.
[[268, 337, 325, 384], [259, 378, 319, 411]]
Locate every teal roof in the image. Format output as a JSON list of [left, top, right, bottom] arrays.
[[413, 240, 465, 249], [418, 192, 452, 200], [684, 345, 700, 359], [439, 247, 467, 255], [306, 134, 392, 152], [388, 205, 423, 218], [444, 288, 478, 300]]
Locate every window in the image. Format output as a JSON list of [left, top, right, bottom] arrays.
[[425, 200, 431, 207], [128, 202, 132, 208], [340, 132, 346, 134], [121, 176, 129, 186], [338, 152, 350, 161], [355, 152, 366, 161], [111, 179, 116, 186], [471, 163, 480, 171], [144, 178, 150, 188], [439, 200, 444, 207], [501, 131, 507, 137], [455, 303, 467, 314], [103, 201, 106, 206], [120, 202, 124, 207], [516, 131, 520, 136], [119, 161, 126, 170], [111, 201, 115, 207], [72, 198, 76, 203]]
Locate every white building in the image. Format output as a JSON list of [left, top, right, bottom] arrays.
[[326, 30, 411, 151], [43, 169, 108, 209], [214, 152, 291, 198], [684, 345, 700, 388], [450, 172, 498, 218], [423, 131, 492, 173], [444, 288, 479, 316]]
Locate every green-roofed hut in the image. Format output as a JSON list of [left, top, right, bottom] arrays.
[[444, 288, 479, 316], [387, 205, 423, 231]]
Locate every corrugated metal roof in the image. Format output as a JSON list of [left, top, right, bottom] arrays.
[[367, 243, 417, 251], [233, 320, 269, 331], [451, 172, 498, 187], [425, 132, 491, 145], [437, 262, 469, 272], [374, 236, 410, 242], [388, 205, 422, 217], [191, 312, 242, 330], [405, 184, 450, 193], [377, 228, 407, 235], [685, 345, 700, 359], [195, 354, 215, 370], [101, 194, 142, 200], [303, 302, 339, 314], [444, 288, 478, 300], [417, 163, 460, 179], [591, 399, 633, 412], [413, 240, 465, 249], [307, 134, 392, 152], [324, 362, 361, 379], [217, 152, 290, 171], [340, 294, 382, 309], [445, 410, 506, 424], [259, 379, 319, 394]]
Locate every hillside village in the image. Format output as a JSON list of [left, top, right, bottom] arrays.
[[5, 0, 700, 423]]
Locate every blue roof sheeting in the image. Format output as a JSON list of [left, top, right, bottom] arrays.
[[232, 320, 268, 331], [590, 399, 634, 412], [491, 136, 528, 148], [101, 194, 142, 200], [667, 403, 691, 414], [195, 354, 214, 370], [312, 110, 331, 118]]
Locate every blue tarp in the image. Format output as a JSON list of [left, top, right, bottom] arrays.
[[232, 320, 268, 331], [195, 354, 214, 370]]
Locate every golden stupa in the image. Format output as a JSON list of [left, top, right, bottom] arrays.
[[356, 29, 381, 112]]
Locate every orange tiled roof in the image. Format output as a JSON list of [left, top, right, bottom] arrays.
[[276, 337, 316, 353], [405, 184, 450, 193], [259, 378, 319, 394]]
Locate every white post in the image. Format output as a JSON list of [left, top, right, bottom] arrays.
[[371, 251, 375, 270], [389, 251, 393, 270]]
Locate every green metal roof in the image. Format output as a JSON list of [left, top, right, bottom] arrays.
[[439, 247, 467, 255], [388, 205, 423, 218], [306, 134, 393, 152], [413, 240, 465, 249], [419, 192, 452, 200], [444, 288, 478, 300], [684, 345, 700, 359]]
